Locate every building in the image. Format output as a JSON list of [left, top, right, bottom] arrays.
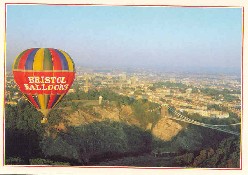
[[186, 88, 193, 94], [119, 73, 127, 81], [83, 77, 89, 93], [99, 96, 103, 105]]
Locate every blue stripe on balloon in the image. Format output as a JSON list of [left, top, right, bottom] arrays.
[[51, 94, 61, 108], [46, 95, 50, 109], [25, 48, 39, 70], [55, 49, 69, 70], [33, 95, 41, 109]]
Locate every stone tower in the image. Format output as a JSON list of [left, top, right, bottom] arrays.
[[99, 96, 103, 105]]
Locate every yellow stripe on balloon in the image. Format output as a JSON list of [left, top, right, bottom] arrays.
[[59, 50, 74, 71], [44, 95, 50, 109], [33, 48, 45, 70], [38, 94, 46, 110], [12, 56, 19, 70], [12, 50, 26, 70], [12, 54, 20, 70]]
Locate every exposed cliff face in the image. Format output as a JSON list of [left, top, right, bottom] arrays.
[[119, 106, 141, 127], [152, 117, 183, 141], [64, 105, 183, 141], [93, 106, 120, 121], [67, 110, 94, 126]]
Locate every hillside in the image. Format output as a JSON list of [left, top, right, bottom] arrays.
[[96, 136, 240, 168], [5, 89, 240, 167]]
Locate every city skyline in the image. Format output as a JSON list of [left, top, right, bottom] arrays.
[[6, 5, 242, 74]]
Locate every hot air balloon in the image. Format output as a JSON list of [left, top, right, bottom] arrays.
[[12, 48, 75, 123]]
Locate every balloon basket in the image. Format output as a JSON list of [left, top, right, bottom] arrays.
[[41, 117, 48, 124]]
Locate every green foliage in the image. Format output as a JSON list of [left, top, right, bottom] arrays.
[[5, 85, 240, 167], [5, 104, 18, 129], [167, 136, 240, 168], [168, 125, 204, 152], [29, 158, 70, 165], [131, 100, 147, 127], [5, 83, 22, 101], [202, 88, 240, 102], [5, 128, 43, 161], [60, 89, 134, 107], [148, 86, 156, 91], [5, 157, 25, 165], [40, 136, 80, 163], [6, 100, 44, 133], [71, 101, 78, 110], [5, 100, 46, 165], [153, 81, 188, 89], [174, 153, 194, 166], [194, 136, 240, 168], [96, 136, 240, 168], [47, 108, 68, 126], [131, 99, 160, 128], [40, 121, 152, 165], [207, 104, 227, 111]]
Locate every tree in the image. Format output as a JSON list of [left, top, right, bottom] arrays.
[[29, 158, 70, 165]]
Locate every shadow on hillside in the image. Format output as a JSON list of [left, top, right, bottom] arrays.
[[5, 119, 239, 166], [5, 128, 43, 164]]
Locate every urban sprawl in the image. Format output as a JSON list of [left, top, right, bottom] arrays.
[[6, 67, 241, 119]]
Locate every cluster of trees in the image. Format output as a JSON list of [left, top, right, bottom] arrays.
[[201, 88, 240, 102], [153, 82, 188, 89], [5, 101, 45, 164], [151, 81, 198, 93], [6, 100, 154, 165], [96, 132, 240, 168], [5, 99, 71, 165], [173, 136, 240, 168], [41, 121, 153, 165], [5, 90, 157, 165], [60, 89, 134, 106], [131, 100, 160, 128], [207, 104, 228, 111]]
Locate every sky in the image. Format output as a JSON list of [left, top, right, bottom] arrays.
[[6, 5, 242, 74]]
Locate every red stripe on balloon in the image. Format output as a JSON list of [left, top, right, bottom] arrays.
[[49, 48, 62, 70], [47, 94, 56, 109], [18, 48, 35, 70], [25, 94, 39, 109]]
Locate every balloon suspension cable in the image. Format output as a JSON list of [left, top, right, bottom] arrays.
[[39, 109, 50, 124]]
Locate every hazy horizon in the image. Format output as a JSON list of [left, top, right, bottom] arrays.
[[6, 5, 242, 75]]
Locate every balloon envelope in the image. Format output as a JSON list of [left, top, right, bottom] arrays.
[[12, 48, 75, 120]]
